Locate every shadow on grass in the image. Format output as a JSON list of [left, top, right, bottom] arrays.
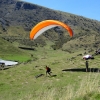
[[51, 75, 57, 77], [35, 74, 44, 78], [0, 66, 13, 70], [62, 68, 100, 72], [19, 46, 35, 50], [35, 74, 57, 78]]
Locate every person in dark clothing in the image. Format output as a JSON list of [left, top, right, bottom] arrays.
[[85, 60, 89, 72], [46, 66, 51, 76]]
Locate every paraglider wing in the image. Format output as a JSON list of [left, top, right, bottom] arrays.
[[30, 20, 73, 40]]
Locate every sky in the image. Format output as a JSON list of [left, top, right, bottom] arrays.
[[22, 0, 100, 21]]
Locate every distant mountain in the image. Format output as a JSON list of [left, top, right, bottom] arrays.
[[0, 0, 100, 53]]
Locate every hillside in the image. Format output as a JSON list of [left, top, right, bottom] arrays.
[[0, 0, 100, 56], [1, 0, 100, 100], [1, 42, 100, 100]]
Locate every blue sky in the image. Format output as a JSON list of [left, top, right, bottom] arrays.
[[22, 0, 100, 21]]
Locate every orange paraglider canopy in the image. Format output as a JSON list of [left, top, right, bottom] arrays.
[[30, 20, 73, 40]]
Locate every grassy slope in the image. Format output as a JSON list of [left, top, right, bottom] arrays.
[[0, 25, 31, 62], [0, 42, 100, 100], [62, 32, 99, 53], [0, 1, 100, 99], [0, 37, 31, 62]]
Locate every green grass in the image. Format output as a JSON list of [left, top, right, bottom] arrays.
[[0, 2, 100, 99], [1, 54, 31, 62], [0, 44, 100, 100], [0, 36, 32, 62]]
